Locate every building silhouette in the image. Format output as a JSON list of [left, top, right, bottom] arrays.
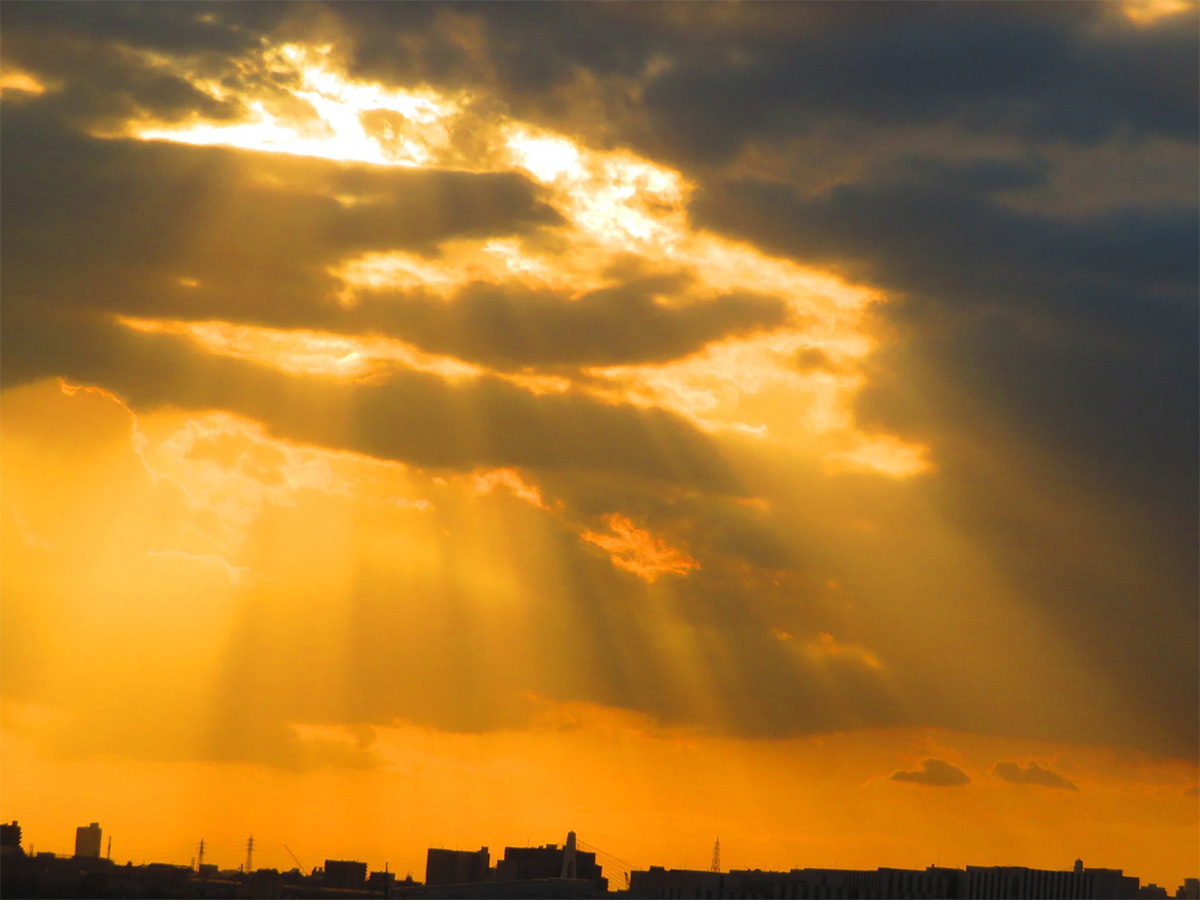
[[495, 834, 605, 892], [323, 858, 368, 889], [630, 861, 1142, 899], [73, 822, 102, 859], [0, 819, 1193, 899], [964, 863, 1137, 899], [0, 821, 22, 856], [426, 847, 491, 886]]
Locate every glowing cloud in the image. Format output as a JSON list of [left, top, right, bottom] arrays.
[[118, 316, 487, 382], [110, 41, 928, 477], [580, 514, 700, 582], [807, 632, 883, 670], [0, 68, 47, 97], [134, 44, 461, 166], [1120, 0, 1191, 26], [470, 468, 548, 510]]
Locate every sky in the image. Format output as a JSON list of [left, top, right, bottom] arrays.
[[1, 0, 1197, 889]]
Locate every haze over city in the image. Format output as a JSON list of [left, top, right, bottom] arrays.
[[0, 1, 1196, 895]]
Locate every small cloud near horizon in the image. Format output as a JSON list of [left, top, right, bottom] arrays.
[[993, 760, 1079, 791], [891, 758, 970, 787]]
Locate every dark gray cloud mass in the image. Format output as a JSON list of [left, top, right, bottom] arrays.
[[1, 110, 783, 370]]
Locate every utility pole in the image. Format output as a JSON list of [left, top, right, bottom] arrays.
[[245, 835, 254, 874]]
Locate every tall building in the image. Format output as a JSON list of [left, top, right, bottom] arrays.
[[74, 823, 102, 859], [426, 847, 491, 885], [0, 821, 22, 856], [323, 859, 367, 890]]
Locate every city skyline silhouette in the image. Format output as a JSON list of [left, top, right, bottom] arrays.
[[3, 819, 1196, 898]]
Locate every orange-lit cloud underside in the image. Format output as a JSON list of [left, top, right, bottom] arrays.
[[106, 42, 925, 478]]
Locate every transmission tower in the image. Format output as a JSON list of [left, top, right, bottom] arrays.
[[197, 839, 205, 872], [245, 835, 254, 874], [710, 838, 720, 872]]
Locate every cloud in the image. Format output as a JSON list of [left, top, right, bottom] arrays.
[[580, 513, 700, 582], [690, 146, 1198, 756], [1, 2, 1196, 765], [349, 279, 788, 369], [806, 632, 882, 670], [1, 114, 560, 324], [993, 760, 1079, 790], [891, 758, 971, 787], [1, 312, 744, 496], [470, 467, 548, 509]]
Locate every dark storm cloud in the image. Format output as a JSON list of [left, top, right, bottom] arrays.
[[636, 4, 1197, 167], [325, 3, 1198, 170], [693, 159, 1198, 498], [0, 3, 267, 131], [891, 758, 971, 787], [1, 110, 784, 369], [353, 279, 787, 369], [993, 761, 1078, 791], [0, 1, 287, 56], [0, 309, 741, 495], [7, 3, 1196, 165], [691, 152, 1199, 755], [0, 108, 557, 312]]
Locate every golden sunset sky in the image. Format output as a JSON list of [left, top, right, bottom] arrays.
[[1, 1, 1197, 889]]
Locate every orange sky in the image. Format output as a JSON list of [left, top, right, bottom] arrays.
[[1, 2, 1197, 892]]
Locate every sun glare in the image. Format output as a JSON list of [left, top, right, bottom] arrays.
[[134, 44, 460, 166]]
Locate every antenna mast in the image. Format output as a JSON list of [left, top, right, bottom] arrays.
[[710, 838, 721, 872], [245, 835, 254, 874]]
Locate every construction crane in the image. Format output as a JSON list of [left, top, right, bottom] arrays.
[[284, 844, 310, 876]]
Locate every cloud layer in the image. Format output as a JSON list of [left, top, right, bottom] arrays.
[[1, 1, 1196, 768]]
